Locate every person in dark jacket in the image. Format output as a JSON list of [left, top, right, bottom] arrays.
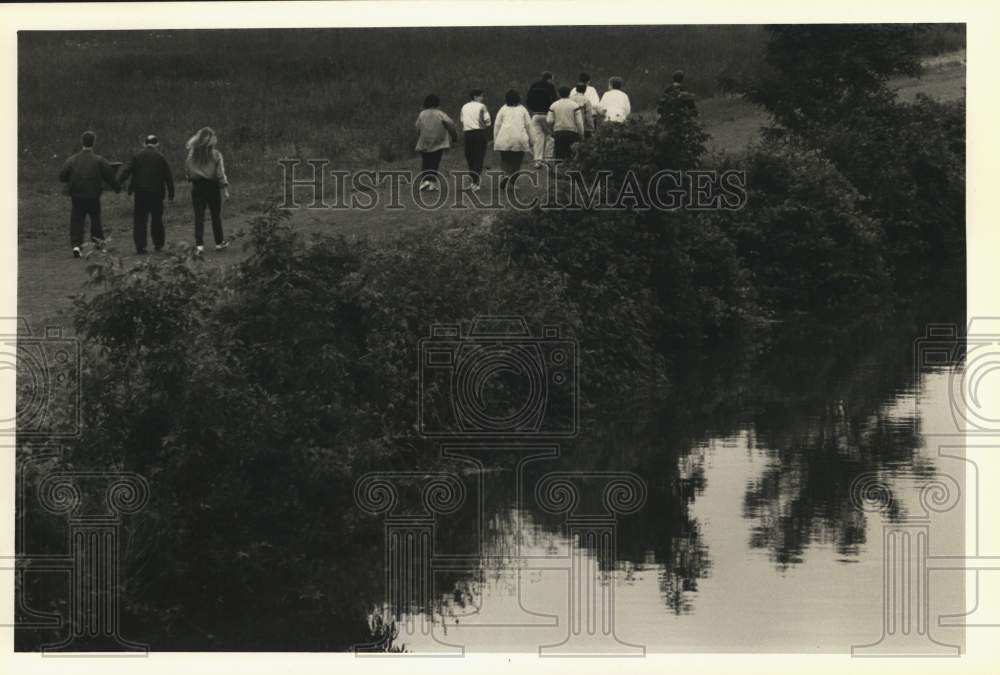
[[525, 71, 557, 167], [120, 134, 175, 254], [58, 130, 121, 258]]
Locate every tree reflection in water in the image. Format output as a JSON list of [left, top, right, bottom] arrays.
[[378, 303, 964, 631]]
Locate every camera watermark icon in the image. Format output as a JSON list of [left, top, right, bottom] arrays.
[[418, 316, 578, 438], [915, 318, 1000, 433], [7, 454, 150, 656], [1, 317, 80, 437]]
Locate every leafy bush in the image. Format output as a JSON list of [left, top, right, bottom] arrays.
[[806, 94, 965, 289], [713, 144, 892, 321], [724, 25, 966, 292]]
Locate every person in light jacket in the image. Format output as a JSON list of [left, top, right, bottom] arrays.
[[569, 83, 596, 139], [579, 72, 601, 119], [185, 126, 229, 254], [492, 89, 533, 188], [415, 94, 459, 192]]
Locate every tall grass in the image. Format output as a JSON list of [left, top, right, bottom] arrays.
[[19, 27, 766, 183], [19, 25, 963, 193]]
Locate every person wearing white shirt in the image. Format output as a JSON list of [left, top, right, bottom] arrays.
[[598, 76, 631, 124], [460, 89, 492, 189], [579, 72, 601, 114], [570, 83, 596, 138]]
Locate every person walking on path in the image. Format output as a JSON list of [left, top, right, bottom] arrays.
[[492, 89, 533, 188], [415, 94, 459, 192], [185, 126, 230, 255], [460, 89, 492, 190], [579, 72, 601, 121], [569, 83, 596, 139], [120, 134, 175, 254], [58, 130, 121, 258], [598, 76, 632, 123], [525, 71, 557, 168], [547, 86, 585, 161]]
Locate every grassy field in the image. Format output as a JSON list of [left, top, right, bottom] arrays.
[[17, 28, 965, 328]]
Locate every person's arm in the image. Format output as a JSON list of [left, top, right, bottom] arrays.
[[215, 151, 230, 198], [58, 156, 72, 183], [624, 95, 631, 118], [443, 114, 458, 144], [119, 156, 133, 194], [99, 158, 121, 192], [164, 157, 175, 200], [546, 108, 555, 128], [575, 106, 584, 137], [493, 108, 504, 141], [481, 104, 492, 129]]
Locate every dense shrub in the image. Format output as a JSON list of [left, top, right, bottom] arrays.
[[806, 94, 966, 288], [713, 145, 892, 321], [726, 25, 966, 291]]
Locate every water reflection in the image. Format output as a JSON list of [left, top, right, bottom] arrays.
[[375, 310, 966, 652]]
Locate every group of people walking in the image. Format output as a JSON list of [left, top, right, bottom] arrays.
[[415, 72, 633, 190], [58, 126, 230, 257], [57, 72, 651, 257]]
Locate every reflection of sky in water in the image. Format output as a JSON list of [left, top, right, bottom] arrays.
[[390, 369, 966, 653]]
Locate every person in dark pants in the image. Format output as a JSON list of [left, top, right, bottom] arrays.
[[185, 126, 230, 254], [414, 94, 459, 191], [58, 130, 121, 258], [119, 134, 175, 254], [460, 89, 491, 189], [547, 86, 584, 161]]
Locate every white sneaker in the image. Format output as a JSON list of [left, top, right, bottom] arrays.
[[419, 180, 431, 192], [428, 182, 440, 191], [72, 247, 81, 258], [471, 182, 481, 192], [195, 245, 204, 255], [215, 240, 230, 251]]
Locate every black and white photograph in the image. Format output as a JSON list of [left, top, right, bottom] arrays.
[[3, 1, 999, 671]]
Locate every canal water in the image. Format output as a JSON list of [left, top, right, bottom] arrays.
[[376, 316, 969, 654]]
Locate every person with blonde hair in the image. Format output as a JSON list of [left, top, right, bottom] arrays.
[[185, 126, 229, 254]]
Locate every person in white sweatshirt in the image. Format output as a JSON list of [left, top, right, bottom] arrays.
[[579, 72, 601, 113], [598, 76, 631, 124], [492, 89, 533, 187]]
